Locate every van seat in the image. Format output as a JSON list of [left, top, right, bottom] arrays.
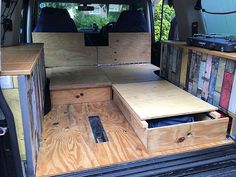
[[112, 11, 149, 32], [34, 7, 77, 32]]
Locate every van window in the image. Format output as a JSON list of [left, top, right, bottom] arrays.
[[202, 0, 236, 35], [154, 2, 175, 41], [38, 3, 129, 31]]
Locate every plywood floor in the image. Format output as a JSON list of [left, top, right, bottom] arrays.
[[36, 101, 232, 177]]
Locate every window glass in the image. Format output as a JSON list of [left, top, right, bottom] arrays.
[[38, 3, 129, 30], [202, 0, 236, 35], [154, 2, 175, 41]]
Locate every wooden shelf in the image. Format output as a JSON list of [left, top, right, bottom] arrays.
[[162, 40, 236, 61], [1, 43, 44, 76]]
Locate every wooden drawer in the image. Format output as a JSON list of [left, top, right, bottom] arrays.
[[113, 90, 229, 152], [51, 86, 111, 105]]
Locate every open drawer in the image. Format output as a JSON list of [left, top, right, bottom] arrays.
[[113, 81, 229, 152]]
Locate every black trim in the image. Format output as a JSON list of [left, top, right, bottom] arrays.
[[56, 143, 236, 177], [88, 116, 109, 143], [148, 0, 155, 45], [0, 88, 23, 177]]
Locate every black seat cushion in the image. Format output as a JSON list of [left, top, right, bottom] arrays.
[[34, 7, 77, 32], [112, 11, 149, 32]]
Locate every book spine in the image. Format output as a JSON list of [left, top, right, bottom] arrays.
[[202, 55, 212, 101], [208, 57, 220, 104], [228, 70, 236, 115], [220, 72, 234, 110]]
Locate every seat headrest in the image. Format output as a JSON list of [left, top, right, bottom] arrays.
[[34, 7, 78, 32], [113, 11, 149, 32]]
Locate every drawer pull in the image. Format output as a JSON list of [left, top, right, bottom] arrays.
[[80, 93, 84, 96], [76, 95, 80, 98], [176, 137, 185, 143]]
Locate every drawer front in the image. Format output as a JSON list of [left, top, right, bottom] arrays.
[[51, 87, 111, 105], [147, 117, 229, 152]]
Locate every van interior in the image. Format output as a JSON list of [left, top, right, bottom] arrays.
[[1, 0, 236, 177]]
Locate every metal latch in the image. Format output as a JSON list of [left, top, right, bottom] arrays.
[[0, 127, 7, 136]]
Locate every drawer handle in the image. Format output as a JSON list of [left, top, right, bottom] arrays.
[[176, 137, 185, 143], [76, 95, 80, 99], [80, 93, 84, 96]]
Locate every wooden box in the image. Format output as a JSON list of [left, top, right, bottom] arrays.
[[51, 87, 112, 105], [113, 80, 229, 152]]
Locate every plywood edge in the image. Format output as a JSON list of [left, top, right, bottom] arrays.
[[139, 108, 219, 121], [113, 90, 148, 148], [112, 87, 148, 128], [161, 40, 236, 62], [1, 46, 43, 76], [50, 82, 112, 91]]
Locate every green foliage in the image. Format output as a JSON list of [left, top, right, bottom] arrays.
[[74, 12, 109, 28], [154, 3, 175, 41], [44, 3, 74, 9], [73, 12, 120, 28], [41, 3, 124, 29]]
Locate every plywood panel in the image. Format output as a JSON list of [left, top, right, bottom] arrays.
[[101, 64, 160, 84], [1, 44, 43, 76], [36, 101, 233, 177], [163, 40, 236, 62], [32, 33, 97, 67], [98, 33, 151, 64], [113, 80, 218, 120], [51, 87, 111, 105], [47, 64, 159, 90], [47, 66, 111, 90]]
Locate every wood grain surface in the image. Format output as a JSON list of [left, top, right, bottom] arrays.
[[113, 80, 218, 120], [98, 33, 151, 64], [36, 101, 233, 177], [32, 33, 97, 67], [51, 87, 111, 105], [162, 40, 236, 62], [1, 44, 43, 75], [113, 90, 229, 152], [101, 64, 160, 84], [47, 66, 111, 90], [147, 117, 229, 152], [47, 64, 159, 90]]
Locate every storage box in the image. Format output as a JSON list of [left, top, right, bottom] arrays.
[[113, 80, 229, 152]]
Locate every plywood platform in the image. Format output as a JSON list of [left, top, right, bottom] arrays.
[[36, 101, 233, 177], [113, 80, 218, 120], [47, 64, 160, 90], [47, 66, 111, 90], [101, 64, 160, 84]]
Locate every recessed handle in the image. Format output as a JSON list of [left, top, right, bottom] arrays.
[[176, 137, 185, 143]]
